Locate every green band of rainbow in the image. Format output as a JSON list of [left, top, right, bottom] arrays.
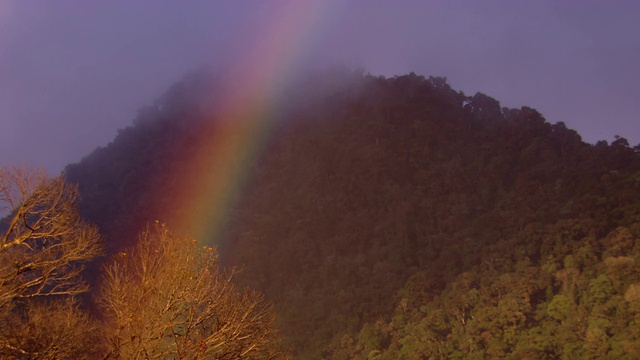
[[165, 0, 335, 247]]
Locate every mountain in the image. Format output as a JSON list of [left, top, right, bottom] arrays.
[[64, 69, 640, 359]]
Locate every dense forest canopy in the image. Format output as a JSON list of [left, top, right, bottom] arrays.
[[57, 68, 640, 359]]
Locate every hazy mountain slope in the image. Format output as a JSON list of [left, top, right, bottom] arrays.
[[64, 70, 640, 359]]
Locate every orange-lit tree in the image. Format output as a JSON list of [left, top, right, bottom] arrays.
[[1, 298, 104, 359], [0, 167, 101, 310], [99, 223, 288, 360], [0, 166, 103, 358]]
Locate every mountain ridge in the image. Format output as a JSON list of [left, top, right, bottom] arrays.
[[64, 69, 640, 359]]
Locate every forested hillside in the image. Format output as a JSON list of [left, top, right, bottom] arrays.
[[65, 69, 640, 359]]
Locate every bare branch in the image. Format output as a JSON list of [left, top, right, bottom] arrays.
[[0, 299, 105, 359], [99, 223, 289, 359], [0, 166, 102, 314]]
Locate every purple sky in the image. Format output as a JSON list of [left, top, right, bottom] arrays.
[[1, 1, 639, 174]]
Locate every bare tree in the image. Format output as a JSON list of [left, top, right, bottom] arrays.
[[0, 298, 105, 359], [0, 166, 103, 357], [99, 222, 289, 359], [0, 166, 102, 314]]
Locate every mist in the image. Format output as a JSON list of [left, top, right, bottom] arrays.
[[1, 0, 639, 173], [3, 2, 640, 358]]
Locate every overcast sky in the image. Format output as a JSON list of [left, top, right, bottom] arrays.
[[1, 0, 639, 174]]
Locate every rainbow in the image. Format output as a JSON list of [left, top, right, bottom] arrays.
[[164, 1, 337, 247]]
